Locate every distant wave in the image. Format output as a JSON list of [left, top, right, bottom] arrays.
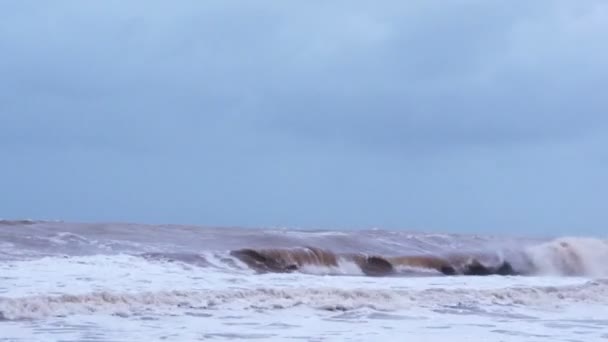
[[0, 219, 41, 225]]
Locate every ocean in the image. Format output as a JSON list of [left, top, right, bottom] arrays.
[[1, 220, 607, 341]]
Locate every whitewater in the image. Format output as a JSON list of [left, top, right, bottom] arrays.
[[1, 220, 608, 341]]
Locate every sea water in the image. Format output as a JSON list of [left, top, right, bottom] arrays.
[[1, 220, 607, 341]]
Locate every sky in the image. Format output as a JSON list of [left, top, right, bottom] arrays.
[[1, 1, 607, 235]]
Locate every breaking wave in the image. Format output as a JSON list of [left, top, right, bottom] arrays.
[[226, 237, 608, 277], [525, 237, 608, 277], [1, 220, 607, 277]]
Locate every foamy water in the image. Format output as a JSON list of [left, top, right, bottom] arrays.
[[1, 220, 608, 341]]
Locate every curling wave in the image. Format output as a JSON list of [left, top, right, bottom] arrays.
[[229, 247, 516, 277], [228, 237, 608, 277]]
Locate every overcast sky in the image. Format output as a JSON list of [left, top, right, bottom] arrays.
[[1, 1, 607, 235]]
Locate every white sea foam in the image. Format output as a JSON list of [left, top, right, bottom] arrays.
[[2, 222, 608, 341], [2, 279, 607, 321], [526, 237, 608, 276], [1, 254, 606, 322], [297, 258, 365, 276]]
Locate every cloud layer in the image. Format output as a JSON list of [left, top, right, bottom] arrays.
[[1, 1, 607, 234]]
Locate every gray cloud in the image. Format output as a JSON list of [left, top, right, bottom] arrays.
[[1, 1, 607, 233]]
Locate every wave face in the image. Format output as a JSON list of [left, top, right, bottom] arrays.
[[1, 220, 605, 277]]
